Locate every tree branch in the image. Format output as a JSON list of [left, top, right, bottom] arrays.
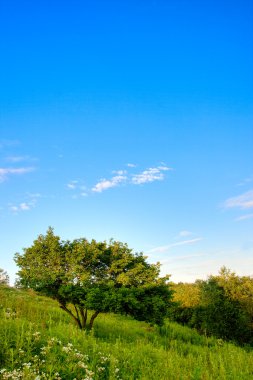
[[79, 307, 88, 329], [74, 304, 81, 325], [59, 303, 82, 329]]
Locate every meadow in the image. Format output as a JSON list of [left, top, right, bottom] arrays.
[[0, 285, 253, 380]]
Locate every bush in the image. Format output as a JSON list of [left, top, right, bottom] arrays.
[[168, 304, 195, 325]]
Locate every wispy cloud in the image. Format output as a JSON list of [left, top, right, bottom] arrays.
[[160, 253, 206, 264], [235, 213, 253, 222], [9, 193, 39, 213], [179, 230, 192, 237], [224, 190, 253, 210], [92, 174, 127, 193], [147, 237, 203, 254], [66, 180, 88, 198], [69, 163, 173, 195], [237, 177, 253, 187], [9, 199, 35, 213], [112, 170, 127, 175], [67, 180, 79, 190], [131, 166, 172, 185], [0, 167, 34, 182], [4, 155, 31, 163], [0, 139, 20, 149], [67, 183, 76, 189], [10, 203, 31, 212]]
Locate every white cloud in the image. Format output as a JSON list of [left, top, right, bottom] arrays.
[[20, 203, 31, 210], [0, 167, 34, 182], [90, 163, 172, 194], [92, 175, 127, 193], [224, 190, 253, 210], [9, 193, 39, 213], [66, 181, 88, 197], [147, 238, 203, 254], [235, 213, 253, 222], [67, 183, 77, 190], [112, 170, 127, 175], [132, 166, 172, 185], [127, 163, 137, 168], [10, 202, 32, 213], [179, 230, 192, 237]]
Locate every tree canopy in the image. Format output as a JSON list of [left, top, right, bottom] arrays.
[[15, 228, 173, 329]]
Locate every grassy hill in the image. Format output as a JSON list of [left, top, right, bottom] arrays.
[[0, 285, 252, 380]]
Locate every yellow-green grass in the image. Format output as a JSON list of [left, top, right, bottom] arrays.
[[0, 286, 252, 379]]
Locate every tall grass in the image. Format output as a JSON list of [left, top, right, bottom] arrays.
[[0, 285, 252, 379]]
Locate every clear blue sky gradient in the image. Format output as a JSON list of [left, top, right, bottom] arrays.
[[1, 0, 253, 284]]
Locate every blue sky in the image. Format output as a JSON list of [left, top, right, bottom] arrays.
[[0, 0, 253, 284]]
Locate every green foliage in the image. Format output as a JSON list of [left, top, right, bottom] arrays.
[[168, 304, 195, 325], [0, 269, 9, 286], [15, 228, 173, 329], [169, 282, 201, 325], [197, 277, 252, 343], [172, 282, 201, 308], [212, 266, 253, 320], [169, 268, 253, 345]]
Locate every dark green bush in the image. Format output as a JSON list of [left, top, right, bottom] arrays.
[[170, 277, 253, 345]]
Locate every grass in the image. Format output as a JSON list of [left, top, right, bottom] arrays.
[[0, 285, 253, 379]]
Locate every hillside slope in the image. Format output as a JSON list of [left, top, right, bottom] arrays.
[[0, 286, 252, 379]]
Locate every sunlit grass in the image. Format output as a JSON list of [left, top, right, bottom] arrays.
[[0, 285, 253, 379]]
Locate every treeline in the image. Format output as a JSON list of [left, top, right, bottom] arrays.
[[170, 267, 253, 345]]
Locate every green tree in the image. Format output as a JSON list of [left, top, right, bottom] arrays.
[[15, 228, 173, 329], [169, 282, 201, 324], [0, 268, 9, 285], [196, 277, 252, 343], [212, 266, 253, 320], [172, 282, 201, 308]]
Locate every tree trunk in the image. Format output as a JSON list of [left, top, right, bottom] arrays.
[[60, 303, 82, 329], [79, 307, 87, 329], [89, 310, 99, 329]]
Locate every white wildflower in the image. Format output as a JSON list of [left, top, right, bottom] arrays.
[[77, 361, 88, 369]]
